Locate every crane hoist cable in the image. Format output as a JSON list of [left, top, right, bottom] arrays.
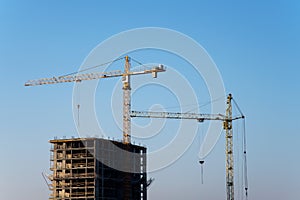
[[234, 114, 240, 199], [76, 82, 81, 127], [242, 118, 249, 199], [198, 124, 205, 184], [199, 160, 205, 184], [232, 97, 248, 199]]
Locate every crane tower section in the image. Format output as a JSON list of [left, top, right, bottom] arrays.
[[224, 94, 234, 200]]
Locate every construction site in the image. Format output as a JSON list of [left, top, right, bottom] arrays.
[[25, 56, 248, 200]]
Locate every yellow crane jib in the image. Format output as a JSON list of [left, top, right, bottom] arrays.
[[24, 56, 166, 145]]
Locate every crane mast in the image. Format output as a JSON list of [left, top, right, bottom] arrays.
[[224, 94, 234, 200], [122, 56, 131, 144]]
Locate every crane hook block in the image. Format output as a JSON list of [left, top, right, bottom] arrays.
[[199, 160, 204, 165]]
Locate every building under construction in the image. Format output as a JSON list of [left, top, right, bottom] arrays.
[[49, 138, 147, 200]]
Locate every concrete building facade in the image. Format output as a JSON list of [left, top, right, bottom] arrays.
[[49, 138, 147, 200]]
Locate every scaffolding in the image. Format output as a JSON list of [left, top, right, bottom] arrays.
[[49, 138, 147, 200]]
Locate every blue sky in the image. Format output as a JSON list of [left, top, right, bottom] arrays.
[[0, 1, 299, 199]]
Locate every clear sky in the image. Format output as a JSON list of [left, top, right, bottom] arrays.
[[0, 1, 299, 200]]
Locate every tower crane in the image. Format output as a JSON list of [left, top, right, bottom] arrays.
[[130, 94, 247, 200], [25, 56, 166, 144], [25, 57, 248, 199]]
